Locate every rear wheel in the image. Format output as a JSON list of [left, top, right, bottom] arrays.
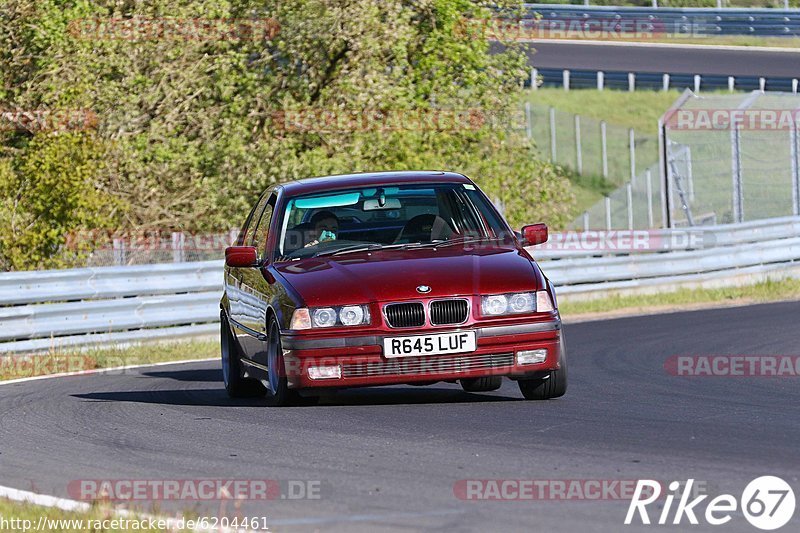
[[518, 347, 567, 400], [460, 376, 502, 392], [221, 314, 266, 398]]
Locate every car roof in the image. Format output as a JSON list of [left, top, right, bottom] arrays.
[[276, 171, 472, 197]]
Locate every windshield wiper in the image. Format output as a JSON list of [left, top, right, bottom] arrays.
[[313, 244, 384, 258], [403, 236, 497, 249]]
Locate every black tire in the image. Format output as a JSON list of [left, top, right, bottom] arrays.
[[221, 314, 267, 398], [265, 317, 303, 407], [518, 346, 567, 400], [460, 376, 503, 392]]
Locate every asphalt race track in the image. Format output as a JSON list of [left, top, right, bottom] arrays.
[[521, 41, 800, 77], [1, 301, 799, 532]]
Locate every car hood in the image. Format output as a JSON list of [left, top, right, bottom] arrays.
[[273, 245, 543, 307]]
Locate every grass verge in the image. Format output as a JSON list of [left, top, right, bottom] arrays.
[[0, 499, 173, 532], [0, 340, 217, 382], [560, 277, 800, 319]]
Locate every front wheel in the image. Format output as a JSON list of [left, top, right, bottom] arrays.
[[265, 317, 303, 407], [221, 313, 266, 398], [518, 347, 567, 400], [460, 376, 502, 392]]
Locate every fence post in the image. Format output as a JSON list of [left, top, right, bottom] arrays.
[[597, 71, 604, 91], [626, 183, 634, 230], [549, 107, 557, 162], [686, 146, 694, 203], [658, 118, 671, 228], [731, 124, 744, 223], [525, 101, 532, 139], [605, 197, 612, 230], [575, 114, 583, 175], [629, 128, 636, 186], [113, 238, 125, 266], [662, 74, 670, 92], [646, 169, 654, 228], [693, 75, 701, 93], [600, 121, 608, 179], [628, 72, 635, 92], [791, 121, 800, 216], [728, 76, 735, 92], [582, 211, 589, 231], [171, 231, 186, 263], [793, 79, 798, 94], [759, 77, 766, 92], [563, 69, 570, 91], [531, 68, 538, 90]]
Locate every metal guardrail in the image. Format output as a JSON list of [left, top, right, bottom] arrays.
[[0, 217, 798, 353], [533, 68, 799, 93], [525, 4, 800, 36]]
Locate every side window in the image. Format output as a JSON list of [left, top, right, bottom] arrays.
[[250, 195, 276, 259], [240, 191, 271, 246]]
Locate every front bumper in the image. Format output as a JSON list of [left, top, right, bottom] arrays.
[[282, 319, 563, 389]]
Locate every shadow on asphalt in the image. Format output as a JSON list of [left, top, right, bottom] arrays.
[[72, 385, 521, 408], [141, 368, 222, 382]]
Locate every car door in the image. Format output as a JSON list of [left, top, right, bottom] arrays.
[[237, 193, 277, 363], [227, 192, 271, 353]]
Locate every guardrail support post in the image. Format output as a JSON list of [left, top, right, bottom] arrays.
[[791, 121, 800, 216], [171, 232, 186, 263], [731, 125, 744, 223], [563, 69, 570, 91], [601, 121, 608, 179], [728, 76, 735, 92], [694, 75, 701, 93], [626, 183, 634, 230], [113, 238, 125, 266], [793, 79, 798, 95], [549, 107, 557, 162], [646, 169, 655, 228], [575, 114, 583, 175], [759, 77, 766, 92], [597, 71, 604, 91], [605, 196, 612, 230], [662, 74, 669, 92], [531, 68, 538, 90], [629, 128, 636, 186], [525, 101, 532, 139], [628, 72, 635, 92]]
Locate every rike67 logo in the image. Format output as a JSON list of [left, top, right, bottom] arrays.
[[626, 477, 795, 530]]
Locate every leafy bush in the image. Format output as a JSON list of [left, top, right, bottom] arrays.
[[0, 0, 574, 270]]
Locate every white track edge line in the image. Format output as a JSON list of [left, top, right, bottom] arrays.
[[0, 484, 256, 533], [0, 357, 217, 387]]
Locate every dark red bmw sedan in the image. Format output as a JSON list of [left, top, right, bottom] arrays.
[[220, 171, 566, 406]]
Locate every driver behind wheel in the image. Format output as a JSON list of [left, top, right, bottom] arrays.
[[304, 210, 340, 248]]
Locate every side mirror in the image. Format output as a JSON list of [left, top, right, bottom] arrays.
[[521, 223, 548, 246], [225, 246, 259, 267]]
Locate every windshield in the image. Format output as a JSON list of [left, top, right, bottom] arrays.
[[275, 182, 511, 261]]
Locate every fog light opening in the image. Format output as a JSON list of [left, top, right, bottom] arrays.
[[307, 365, 342, 380], [516, 349, 547, 365]]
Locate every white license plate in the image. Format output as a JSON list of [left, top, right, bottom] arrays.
[[383, 331, 477, 358]]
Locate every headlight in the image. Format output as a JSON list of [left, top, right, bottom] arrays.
[[340, 305, 367, 326], [290, 305, 371, 330], [312, 307, 337, 328], [481, 291, 552, 316]]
